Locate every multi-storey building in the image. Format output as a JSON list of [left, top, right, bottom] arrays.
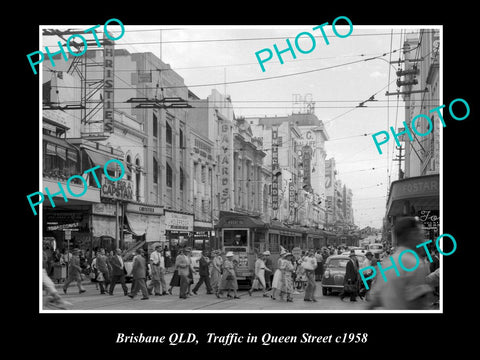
[[385, 29, 440, 246]]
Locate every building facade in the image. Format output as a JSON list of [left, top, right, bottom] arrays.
[[385, 29, 441, 247]]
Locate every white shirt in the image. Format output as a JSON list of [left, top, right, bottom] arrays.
[[302, 255, 318, 271], [150, 251, 165, 268]]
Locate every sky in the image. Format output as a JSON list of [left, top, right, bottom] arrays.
[[41, 22, 435, 229]]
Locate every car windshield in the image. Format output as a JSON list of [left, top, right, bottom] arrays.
[[326, 259, 348, 268]]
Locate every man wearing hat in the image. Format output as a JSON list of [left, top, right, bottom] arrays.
[[263, 250, 273, 291], [340, 250, 360, 302], [192, 250, 213, 295], [248, 252, 271, 297], [148, 244, 167, 296], [175, 247, 192, 299], [62, 248, 86, 295], [302, 249, 318, 302]]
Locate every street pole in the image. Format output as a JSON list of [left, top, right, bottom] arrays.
[[115, 200, 119, 250]]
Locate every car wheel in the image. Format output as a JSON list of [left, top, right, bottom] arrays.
[[322, 287, 328, 296]]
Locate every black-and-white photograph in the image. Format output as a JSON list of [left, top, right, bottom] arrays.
[[34, 22, 446, 313]]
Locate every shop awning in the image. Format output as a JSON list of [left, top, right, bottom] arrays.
[[124, 212, 163, 242], [216, 214, 266, 229], [92, 216, 117, 238], [84, 149, 131, 175], [386, 174, 439, 217]]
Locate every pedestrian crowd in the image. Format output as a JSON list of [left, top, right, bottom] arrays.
[[42, 223, 440, 310]]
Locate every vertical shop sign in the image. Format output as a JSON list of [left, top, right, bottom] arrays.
[[271, 126, 279, 210], [302, 145, 312, 189], [219, 118, 233, 208], [103, 36, 114, 133], [289, 182, 296, 213]]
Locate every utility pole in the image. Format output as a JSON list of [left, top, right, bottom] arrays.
[[393, 145, 405, 179]]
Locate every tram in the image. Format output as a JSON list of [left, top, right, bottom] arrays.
[[216, 212, 333, 287]]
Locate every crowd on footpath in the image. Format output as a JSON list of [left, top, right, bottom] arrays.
[[42, 219, 440, 310], [42, 243, 345, 306]]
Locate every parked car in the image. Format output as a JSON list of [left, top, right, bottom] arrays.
[[321, 255, 350, 296], [321, 254, 367, 296], [190, 250, 203, 271]]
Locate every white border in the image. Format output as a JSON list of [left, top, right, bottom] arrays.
[[39, 24, 443, 314]]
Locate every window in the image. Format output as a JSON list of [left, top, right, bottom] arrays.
[[166, 121, 172, 145], [126, 155, 132, 181], [166, 163, 173, 188], [179, 128, 184, 149], [201, 165, 206, 183], [179, 167, 185, 191], [153, 157, 158, 184], [135, 158, 141, 200], [43, 141, 78, 178], [153, 112, 158, 138]]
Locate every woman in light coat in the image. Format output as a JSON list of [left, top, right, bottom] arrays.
[[217, 252, 239, 299], [210, 250, 223, 295], [271, 250, 287, 300]]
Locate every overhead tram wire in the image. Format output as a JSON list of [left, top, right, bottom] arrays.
[[44, 48, 408, 92]]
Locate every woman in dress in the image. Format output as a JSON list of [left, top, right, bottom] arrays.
[[281, 253, 295, 302], [271, 249, 287, 300], [167, 249, 182, 295], [217, 252, 239, 299], [210, 250, 223, 295]]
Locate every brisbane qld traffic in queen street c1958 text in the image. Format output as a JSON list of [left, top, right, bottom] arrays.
[[35, 19, 445, 312]]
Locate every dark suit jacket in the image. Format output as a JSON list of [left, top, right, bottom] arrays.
[[198, 256, 210, 276], [132, 255, 147, 280], [345, 258, 359, 283], [109, 255, 126, 276]]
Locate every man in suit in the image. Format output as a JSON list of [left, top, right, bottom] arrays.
[[62, 249, 86, 294], [128, 248, 149, 300], [148, 244, 167, 296], [175, 248, 191, 299], [192, 250, 213, 295], [108, 248, 129, 296], [340, 250, 359, 302]]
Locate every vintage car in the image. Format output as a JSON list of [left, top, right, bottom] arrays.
[[321, 255, 365, 296]]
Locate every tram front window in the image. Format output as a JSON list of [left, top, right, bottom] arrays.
[[223, 230, 247, 247]]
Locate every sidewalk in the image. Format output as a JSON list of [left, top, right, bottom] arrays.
[[52, 267, 177, 289]]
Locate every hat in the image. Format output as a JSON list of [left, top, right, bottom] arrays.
[[284, 252, 292, 257], [226, 251, 234, 257], [280, 249, 287, 256], [184, 247, 192, 252], [262, 251, 271, 256]]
